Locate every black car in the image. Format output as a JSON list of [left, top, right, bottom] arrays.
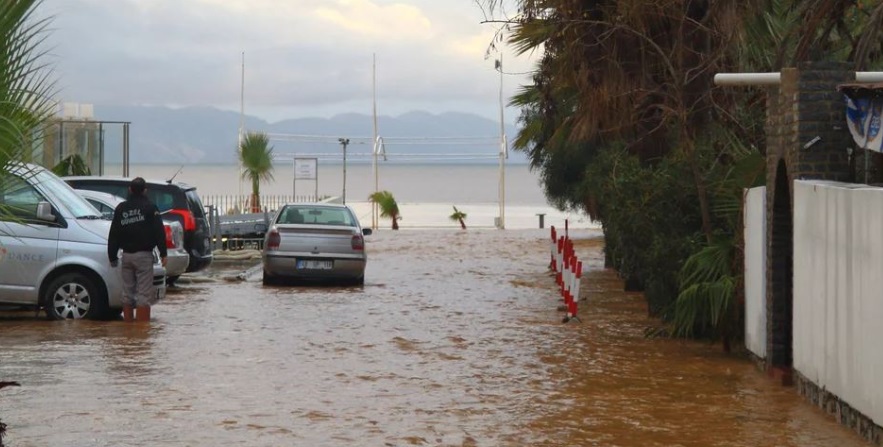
[[64, 176, 213, 280]]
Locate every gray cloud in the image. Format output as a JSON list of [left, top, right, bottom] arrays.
[[41, 0, 534, 122]]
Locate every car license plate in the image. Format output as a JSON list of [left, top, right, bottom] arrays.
[[296, 259, 332, 270]]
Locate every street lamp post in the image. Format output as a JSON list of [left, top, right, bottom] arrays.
[[338, 138, 350, 204], [496, 56, 506, 229]]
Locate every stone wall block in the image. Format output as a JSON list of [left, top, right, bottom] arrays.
[[796, 372, 883, 446]]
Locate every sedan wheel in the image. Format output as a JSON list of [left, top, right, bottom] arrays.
[[262, 271, 279, 286], [44, 273, 105, 320]]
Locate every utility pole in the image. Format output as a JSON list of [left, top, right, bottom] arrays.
[[496, 55, 506, 229], [372, 53, 379, 229], [339, 138, 350, 204], [238, 51, 245, 202]]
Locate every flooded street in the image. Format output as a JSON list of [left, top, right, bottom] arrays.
[[0, 229, 869, 446]]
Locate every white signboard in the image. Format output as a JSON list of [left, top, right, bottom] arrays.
[[294, 158, 317, 180]]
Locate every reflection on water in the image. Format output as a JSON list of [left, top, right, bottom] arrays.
[[0, 229, 869, 446]]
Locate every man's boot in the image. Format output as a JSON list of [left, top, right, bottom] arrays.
[[122, 306, 134, 323], [135, 306, 151, 322]]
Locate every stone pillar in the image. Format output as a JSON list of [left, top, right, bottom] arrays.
[[764, 62, 854, 381], [793, 62, 854, 180]]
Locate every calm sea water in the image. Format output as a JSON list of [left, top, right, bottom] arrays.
[[118, 163, 596, 229]]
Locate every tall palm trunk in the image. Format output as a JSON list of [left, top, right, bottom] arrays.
[[250, 177, 261, 212], [685, 136, 714, 244]]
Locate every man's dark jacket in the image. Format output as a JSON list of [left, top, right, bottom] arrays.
[[108, 194, 167, 262]]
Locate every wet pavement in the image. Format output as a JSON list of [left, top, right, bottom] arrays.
[[0, 229, 870, 446]]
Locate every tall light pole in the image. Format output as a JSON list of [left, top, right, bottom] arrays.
[[339, 138, 350, 204], [238, 51, 245, 202], [372, 53, 379, 229], [496, 55, 506, 229]]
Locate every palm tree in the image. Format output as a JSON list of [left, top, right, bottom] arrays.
[[0, 1, 58, 442], [51, 153, 91, 176], [368, 190, 400, 230], [238, 131, 274, 213], [449, 206, 467, 230], [0, 0, 57, 185]]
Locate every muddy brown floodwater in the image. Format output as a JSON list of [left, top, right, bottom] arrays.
[[0, 229, 870, 446]]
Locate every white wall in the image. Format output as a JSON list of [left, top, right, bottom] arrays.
[[793, 180, 883, 426], [744, 186, 767, 359]]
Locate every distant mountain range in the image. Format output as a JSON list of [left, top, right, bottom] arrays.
[[92, 105, 524, 165]]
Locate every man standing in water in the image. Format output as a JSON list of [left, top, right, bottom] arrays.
[[108, 177, 167, 322]]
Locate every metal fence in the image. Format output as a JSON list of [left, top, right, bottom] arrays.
[[201, 194, 319, 215], [206, 205, 269, 252]]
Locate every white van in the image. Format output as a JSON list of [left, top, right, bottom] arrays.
[[0, 163, 165, 319]]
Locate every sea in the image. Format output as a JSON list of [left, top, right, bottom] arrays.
[[120, 162, 598, 230]]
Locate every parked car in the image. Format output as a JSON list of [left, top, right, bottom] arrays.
[[0, 163, 165, 320], [75, 189, 190, 283], [64, 176, 213, 282], [262, 203, 372, 286]]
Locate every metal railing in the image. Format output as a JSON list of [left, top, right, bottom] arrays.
[[206, 205, 270, 252], [203, 194, 336, 252], [201, 194, 318, 215]]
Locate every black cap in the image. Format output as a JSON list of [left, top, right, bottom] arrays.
[[130, 177, 146, 194]]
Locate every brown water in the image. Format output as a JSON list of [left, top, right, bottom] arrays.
[[0, 229, 868, 446]]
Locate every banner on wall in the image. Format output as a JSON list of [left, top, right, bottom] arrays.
[[840, 83, 883, 153]]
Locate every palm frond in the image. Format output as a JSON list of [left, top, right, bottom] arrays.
[[671, 238, 736, 338], [0, 0, 59, 226], [672, 277, 736, 338], [368, 190, 399, 218], [51, 153, 91, 176], [449, 206, 467, 221], [854, 1, 883, 70]]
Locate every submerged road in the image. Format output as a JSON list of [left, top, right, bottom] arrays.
[[0, 229, 868, 446]]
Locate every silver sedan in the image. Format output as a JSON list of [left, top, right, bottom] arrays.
[[262, 203, 372, 286]]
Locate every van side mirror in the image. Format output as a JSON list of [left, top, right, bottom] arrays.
[[362, 228, 373, 236], [36, 201, 55, 222]]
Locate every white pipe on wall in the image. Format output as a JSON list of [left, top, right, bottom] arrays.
[[714, 72, 883, 86], [714, 73, 781, 86]]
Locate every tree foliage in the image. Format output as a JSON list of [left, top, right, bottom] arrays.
[[0, 0, 57, 441], [0, 0, 57, 196], [481, 0, 883, 348], [51, 153, 91, 177]]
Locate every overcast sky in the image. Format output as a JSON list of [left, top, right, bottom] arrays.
[[40, 0, 536, 124]]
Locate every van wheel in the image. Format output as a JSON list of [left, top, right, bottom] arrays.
[[44, 273, 107, 320]]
